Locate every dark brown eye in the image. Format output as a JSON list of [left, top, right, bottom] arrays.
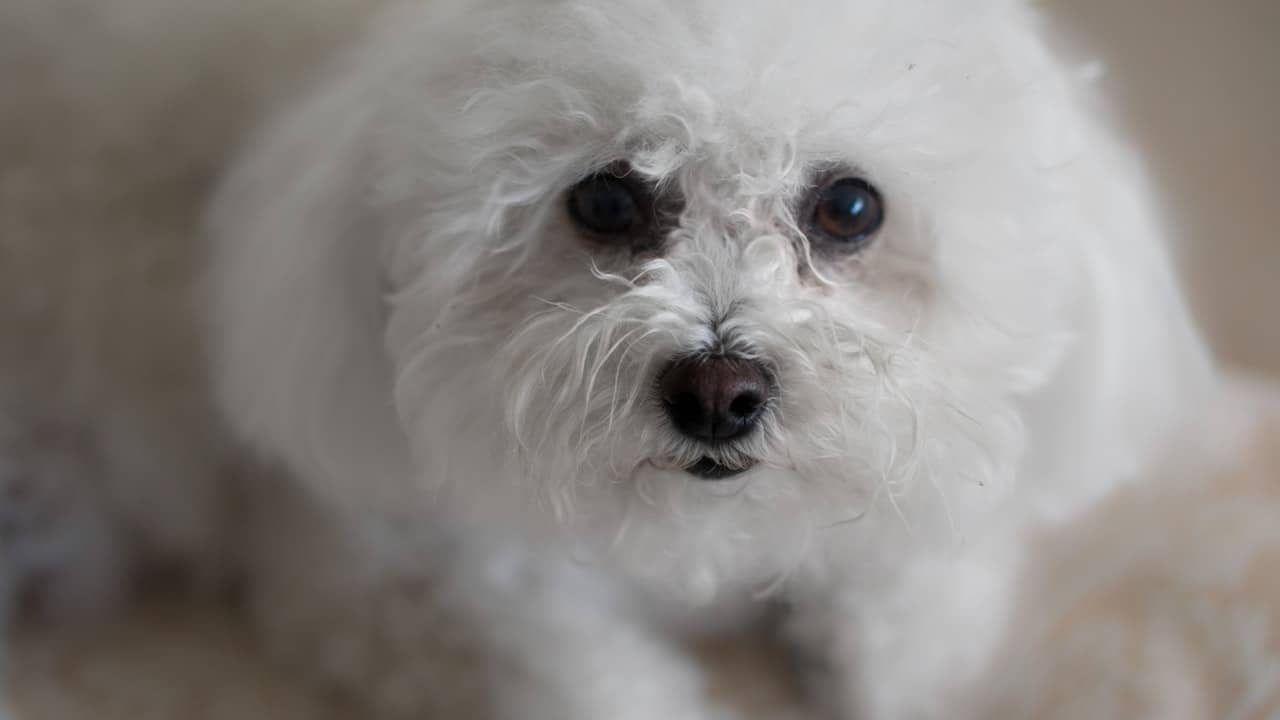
[[568, 173, 641, 236], [810, 177, 885, 247]]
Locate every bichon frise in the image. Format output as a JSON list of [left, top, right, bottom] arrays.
[[0, 0, 1232, 717]]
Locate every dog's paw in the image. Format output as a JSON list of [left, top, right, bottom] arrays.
[[0, 414, 128, 622]]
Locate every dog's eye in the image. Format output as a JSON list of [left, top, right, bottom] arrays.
[[567, 173, 641, 236], [809, 177, 885, 247]]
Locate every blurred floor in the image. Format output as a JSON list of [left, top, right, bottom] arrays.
[[9, 594, 347, 720]]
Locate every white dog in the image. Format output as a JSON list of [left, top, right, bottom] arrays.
[[0, 0, 1220, 717]]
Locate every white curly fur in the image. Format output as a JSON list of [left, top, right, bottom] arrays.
[[1, 0, 1224, 717]]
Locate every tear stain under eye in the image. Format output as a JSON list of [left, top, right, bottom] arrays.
[[795, 239, 843, 289], [631, 203, 683, 258], [635, 192, 687, 257], [794, 236, 882, 289], [569, 171, 685, 259]]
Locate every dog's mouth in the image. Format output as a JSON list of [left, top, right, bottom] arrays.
[[685, 457, 755, 481]]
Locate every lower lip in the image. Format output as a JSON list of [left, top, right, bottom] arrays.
[[685, 458, 753, 481]]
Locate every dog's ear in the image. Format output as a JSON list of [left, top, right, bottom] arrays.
[[208, 72, 414, 504], [1017, 139, 1215, 515]]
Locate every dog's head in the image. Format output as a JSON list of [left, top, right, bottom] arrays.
[[212, 0, 1211, 593]]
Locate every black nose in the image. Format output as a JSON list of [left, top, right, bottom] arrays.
[[659, 356, 769, 444]]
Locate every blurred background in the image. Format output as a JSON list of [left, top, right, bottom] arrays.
[[1049, 0, 1279, 375]]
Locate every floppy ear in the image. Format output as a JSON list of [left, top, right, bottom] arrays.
[[1016, 133, 1215, 517], [208, 69, 414, 505]]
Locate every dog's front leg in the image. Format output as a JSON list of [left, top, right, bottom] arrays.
[[785, 544, 1020, 719], [470, 556, 743, 720]]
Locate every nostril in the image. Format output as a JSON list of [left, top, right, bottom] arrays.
[[665, 391, 705, 421], [728, 392, 764, 420]]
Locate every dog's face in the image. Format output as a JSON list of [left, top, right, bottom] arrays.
[[376, 0, 1078, 578], [215, 0, 1208, 595]]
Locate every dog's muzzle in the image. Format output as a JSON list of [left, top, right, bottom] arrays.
[[659, 355, 768, 480]]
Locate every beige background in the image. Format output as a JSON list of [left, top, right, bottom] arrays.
[[1048, 0, 1280, 374]]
